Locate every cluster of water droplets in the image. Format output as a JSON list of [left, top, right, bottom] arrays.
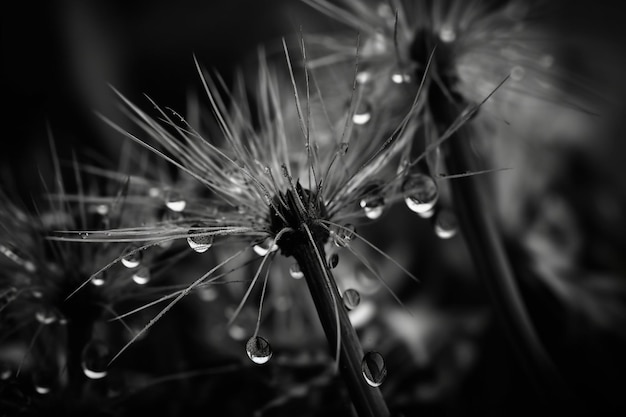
[[122, 245, 152, 285]]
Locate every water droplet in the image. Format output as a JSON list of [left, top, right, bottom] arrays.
[[332, 223, 356, 247], [361, 351, 387, 387], [35, 307, 59, 325], [246, 336, 273, 365], [352, 101, 372, 125], [510, 65, 525, 81], [164, 191, 186, 212], [132, 267, 151, 285], [253, 238, 278, 257], [391, 72, 411, 84], [356, 71, 371, 84], [342, 289, 361, 310], [359, 182, 386, 220], [121, 246, 142, 269], [434, 209, 458, 239], [339, 142, 349, 155], [197, 286, 218, 301], [0, 361, 13, 380], [32, 369, 57, 394], [80, 232, 89, 240], [328, 253, 339, 269], [91, 271, 108, 287], [81, 339, 110, 379], [402, 173, 438, 216], [95, 204, 109, 216], [187, 225, 214, 253], [289, 263, 304, 279], [439, 25, 456, 43]]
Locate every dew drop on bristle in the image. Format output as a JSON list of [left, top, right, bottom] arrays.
[[91, 271, 108, 287], [439, 25, 456, 43], [132, 266, 151, 285], [35, 307, 59, 325], [510, 65, 525, 81], [187, 225, 214, 253], [328, 253, 339, 269], [164, 191, 186, 212], [361, 352, 387, 387], [246, 336, 273, 365], [121, 246, 142, 269], [253, 238, 278, 257], [359, 182, 386, 220], [434, 209, 458, 239], [342, 289, 361, 310], [81, 339, 110, 380], [32, 370, 56, 395], [403, 173, 439, 216], [80, 232, 89, 240], [289, 263, 304, 279], [352, 101, 372, 125]]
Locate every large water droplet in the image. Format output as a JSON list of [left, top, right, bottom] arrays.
[[121, 246, 142, 269], [402, 173, 438, 216], [132, 267, 151, 285], [81, 339, 110, 380], [328, 253, 339, 269], [331, 223, 356, 247], [289, 263, 304, 279], [246, 336, 273, 365], [342, 289, 361, 310], [253, 238, 278, 257], [187, 225, 214, 253], [359, 182, 386, 220], [434, 209, 458, 239], [164, 191, 186, 212], [352, 101, 372, 125], [361, 351, 387, 387]]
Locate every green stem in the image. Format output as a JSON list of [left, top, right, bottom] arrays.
[[291, 228, 390, 417]]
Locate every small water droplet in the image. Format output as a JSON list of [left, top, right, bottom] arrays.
[[95, 204, 109, 216], [434, 209, 458, 239], [197, 286, 218, 302], [402, 173, 439, 216], [332, 223, 356, 247], [187, 225, 214, 253], [356, 71, 371, 84], [391, 72, 411, 84], [0, 361, 13, 380], [439, 25, 456, 43], [35, 307, 59, 325], [91, 271, 108, 287], [342, 289, 361, 310], [361, 351, 387, 387], [246, 336, 273, 365], [164, 191, 186, 212], [253, 238, 278, 257], [328, 253, 339, 269], [79, 232, 89, 240], [510, 65, 525, 81], [121, 246, 142, 269], [339, 142, 349, 155], [132, 267, 151, 285], [289, 263, 304, 279], [32, 369, 57, 394], [81, 339, 110, 380], [359, 182, 386, 220], [352, 101, 372, 125]]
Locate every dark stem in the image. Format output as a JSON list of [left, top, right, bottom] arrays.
[[291, 236, 390, 417], [430, 88, 569, 405]]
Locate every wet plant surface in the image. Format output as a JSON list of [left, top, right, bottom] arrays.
[[2, 1, 626, 416]]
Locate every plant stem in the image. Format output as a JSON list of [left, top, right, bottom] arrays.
[[430, 90, 569, 404], [291, 234, 390, 417]]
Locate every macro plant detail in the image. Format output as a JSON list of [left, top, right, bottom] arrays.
[[2, 0, 626, 416]]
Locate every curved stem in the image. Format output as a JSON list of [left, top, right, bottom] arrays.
[[291, 229, 390, 417]]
